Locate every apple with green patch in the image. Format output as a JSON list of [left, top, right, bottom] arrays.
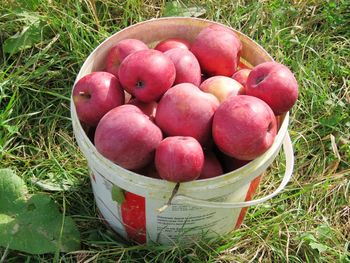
[[200, 76, 244, 103]]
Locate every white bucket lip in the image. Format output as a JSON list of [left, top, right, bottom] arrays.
[[71, 17, 289, 193]]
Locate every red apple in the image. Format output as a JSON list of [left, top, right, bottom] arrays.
[[164, 48, 201, 86], [118, 49, 176, 103], [219, 152, 251, 173], [198, 151, 223, 180], [205, 24, 239, 36], [105, 39, 148, 77], [246, 61, 298, 115], [232, 68, 251, 87], [155, 83, 219, 145], [200, 76, 244, 103], [133, 161, 161, 179], [191, 26, 242, 77], [94, 105, 163, 170], [155, 136, 204, 182], [143, 162, 161, 179], [154, 38, 191, 52], [128, 98, 157, 119], [213, 95, 277, 160], [73, 71, 124, 126]]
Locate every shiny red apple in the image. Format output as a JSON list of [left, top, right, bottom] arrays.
[[94, 105, 163, 170], [213, 95, 277, 160], [164, 48, 201, 86], [73, 71, 124, 126], [118, 49, 176, 103], [154, 38, 191, 52], [155, 136, 204, 182], [191, 25, 242, 77], [155, 83, 219, 145], [246, 61, 298, 115], [105, 39, 148, 77]]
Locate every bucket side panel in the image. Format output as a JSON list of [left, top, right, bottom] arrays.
[[90, 170, 128, 239]]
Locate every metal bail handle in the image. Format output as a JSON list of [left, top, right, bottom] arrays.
[[172, 132, 294, 209]]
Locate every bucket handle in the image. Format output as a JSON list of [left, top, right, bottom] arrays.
[[172, 132, 294, 208]]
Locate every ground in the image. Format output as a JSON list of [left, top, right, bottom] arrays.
[[0, 0, 349, 262]]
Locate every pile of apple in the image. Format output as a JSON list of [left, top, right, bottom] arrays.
[[73, 24, 298, 183]]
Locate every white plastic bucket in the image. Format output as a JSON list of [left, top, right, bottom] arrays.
[[71, 17, 294, 245]]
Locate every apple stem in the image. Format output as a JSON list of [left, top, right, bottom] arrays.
[[255, 75, 266, 85], [156, 182, 180, 213], [267, 121, 273, 132]]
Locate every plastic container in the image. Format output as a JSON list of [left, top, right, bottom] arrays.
[[71, 17, 294, 245]]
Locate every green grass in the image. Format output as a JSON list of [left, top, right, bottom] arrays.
[[1, 0, 349, 262]]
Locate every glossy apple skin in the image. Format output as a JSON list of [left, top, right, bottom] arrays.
[[198, 151, 223, 180], [155, 83, 219, 145], [128, 98, 157, 119], [164, 48, 201, 86], [246, 62, 298, 115], [105, 39, 148, 77], [73, 71, 124, 126], [191, 26, 242, 77], [200, 76, 244, 103], [232, 68, 252, 87], [118, 49, 176, 103], [94, 105, 163, 170], [213, 95, 277, 160], [205, 24, 239, 36], [155, 136, 204, 182], [154, 38, 191, 52]]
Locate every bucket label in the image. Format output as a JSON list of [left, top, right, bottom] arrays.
[[145, 190, 248, 244]]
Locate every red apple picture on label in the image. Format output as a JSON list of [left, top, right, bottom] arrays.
[[121, 192, 146, 244]]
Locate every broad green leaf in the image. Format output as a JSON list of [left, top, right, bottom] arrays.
[[0, 169, 27, 211], [0, 169, 80, 254], [180, 7, 207, 18], [111, 185, 125, 204], [309, 242, 328, 253], [163, 1, 182, 17], [163, 1, 206, 18], [316, 225, 333, 240], [3, 18, 46, 54]]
